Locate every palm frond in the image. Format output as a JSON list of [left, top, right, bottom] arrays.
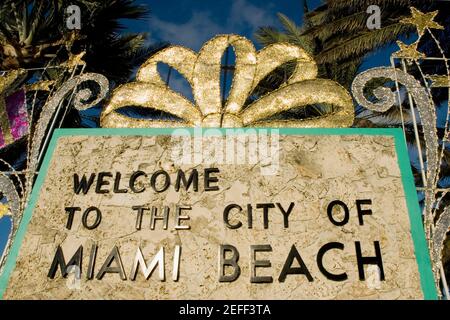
[[316, 23, 413, 65], [304, 10, 369, 41], [255, 26, 288, 47]]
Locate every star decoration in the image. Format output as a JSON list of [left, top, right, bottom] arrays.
[[0, 203, 10, 219], [393, 41, 426, 60], [400, 7, 444, 37], [427, 75, 450, 88], [65, 51, 86, 71]]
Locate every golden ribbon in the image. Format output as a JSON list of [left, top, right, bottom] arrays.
[[101, 34, 354, 128]]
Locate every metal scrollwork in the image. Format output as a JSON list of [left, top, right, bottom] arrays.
[[352, 67, 442, 284]]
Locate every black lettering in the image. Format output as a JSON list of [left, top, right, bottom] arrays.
[[113, 172, 128, 193], [48, 245, 83, 279], [204, 168, 220, 191], [96, 246, 126, 280], [151, 170, 170, 193], [257, 203, 275, 229], [223, 204, 243, 229], [175, 205, 191, 230], [317, 242, 348, 281], [95, 172, 112, 194], [132, 206, 148, 230], [129, 171, 147, 193], [356, 199, 372, 226], [279, 245, 313, 282], [219, 245, 240, 282], [276, 202, 295, 228], [86, 243, 98, 280], [251, 245, 273, 283], [65, 207, 81, 230], [175, 169, 198, 192], [73, 173, 95, 194], [82, 207, 102, 230], [247, 204, 253, 229], [327, 200, 349, 226], [151, 206, 169, 230], [355, 241, 385, 281]]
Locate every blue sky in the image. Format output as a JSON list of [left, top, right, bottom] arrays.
[[122, 0, 396, 102], [129, 0, 395, 64], [0, 216, 11, 261], [131, 0, 321, 50], [0, 0, 401, 259]]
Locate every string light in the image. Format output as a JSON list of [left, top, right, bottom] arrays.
[[0, 53, 109, 276], [353, 7, 450, 297]]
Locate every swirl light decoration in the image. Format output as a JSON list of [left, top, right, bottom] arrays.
[[352, 67, 439, 244], [101, 34, 354, 128], [0, 65, 109, 275], [26, 73, 109, 195], [352, 7, 450, 297]]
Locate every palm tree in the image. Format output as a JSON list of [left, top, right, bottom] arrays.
[[0, 0, 166, 84], [0, 0, 167, 167], [255, 0, 449, 89]]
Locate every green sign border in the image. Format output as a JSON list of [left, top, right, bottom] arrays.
[[0, 127, 438, 300]]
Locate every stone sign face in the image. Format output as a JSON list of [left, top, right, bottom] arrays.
[[0, 128, 436, 299]]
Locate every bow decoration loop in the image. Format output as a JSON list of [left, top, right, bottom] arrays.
[[101, 34, 354, 128], [137, 46, 197, 85]]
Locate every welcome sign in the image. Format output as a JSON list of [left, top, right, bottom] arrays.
[[0, 128, 437, 299]]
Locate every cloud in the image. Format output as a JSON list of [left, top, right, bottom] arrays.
[[150, 11, 222, 51], [149, 0, 277, 50], [228, 0, 277, 33], [148, 0, 278, 100]]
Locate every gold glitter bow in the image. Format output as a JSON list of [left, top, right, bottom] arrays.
[[101, 34, 354, 128]]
